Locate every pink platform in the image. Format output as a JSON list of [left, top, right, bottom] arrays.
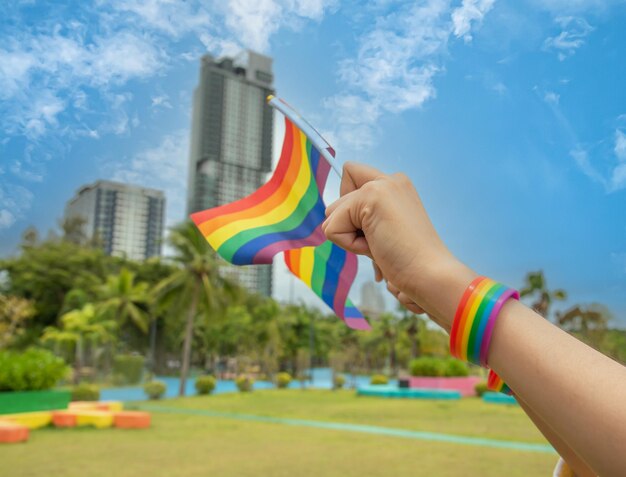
[[408, 376, 483, 397]]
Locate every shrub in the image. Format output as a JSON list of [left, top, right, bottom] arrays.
[[144, 380, 167, 400], [444, 358, 470, 377], [0, 348, 69, 392], [112, 354, 145, 385], [275, 372, 292, 389], [195, 375, 216, 395], [71, 383, 100, 401], [409, 357, 446, 377], [333, 374, 346, 389], [370, 374, 388, 385], [475, 381, 488, 397], [235, 375, 253, 392]]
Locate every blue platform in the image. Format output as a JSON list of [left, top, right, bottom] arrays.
[[482, 392, 518, 405], [357, 385, 461, 400]]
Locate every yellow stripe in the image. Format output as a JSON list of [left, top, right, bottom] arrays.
[[460, 279, 495, 361], [299, 247, 315, 287], [206, 130, 311, 250]]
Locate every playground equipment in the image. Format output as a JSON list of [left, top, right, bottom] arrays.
[[0, 400, 151, 444]]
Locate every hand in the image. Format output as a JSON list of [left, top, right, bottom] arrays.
[[322, 162, 476, 331]]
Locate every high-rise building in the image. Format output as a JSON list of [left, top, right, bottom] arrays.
[[187, 50, 274, 296], [64, 180, 165, 261], [360, 281, 386, 318]]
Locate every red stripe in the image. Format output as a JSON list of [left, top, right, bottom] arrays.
[[190, 118, 296, 226]]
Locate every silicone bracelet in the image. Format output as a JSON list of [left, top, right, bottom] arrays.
[[480, 288, 520, 367], [468, 283, 506, 364], [449, 276, 485, 359]]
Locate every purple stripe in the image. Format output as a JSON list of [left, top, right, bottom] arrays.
[[345, 317, 371, 330], [315, 156, 331, 193], [480, 289, 519, 366], [251, 227, 326, 264], [333, 251, 358, 321]]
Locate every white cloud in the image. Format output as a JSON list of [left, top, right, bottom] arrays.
[[614, 129, 626, 162], [529, 0, 621, 14], [0, 183, 34, 231], [570, 131, 626, 193], [151, 94, 172, 110], [217, 0, 337, 53], [543, 16, 593, 61], [110, 0, 212, 37], [109, 130, 189, 226], [326, 0, 495, 151], [544, 90, 560, 105], [452, 0, 496, 42]]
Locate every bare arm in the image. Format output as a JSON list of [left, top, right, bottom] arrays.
[[323, 162, 626, 476], [488, 301, 626, 476], [517, 397, 596, 477]]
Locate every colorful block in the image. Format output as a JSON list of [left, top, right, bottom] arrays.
[[68, 401, 99, 411], [0, 420, 29, 443], [75, 410, 114, 428], [113, 411, 151, 429], [96, 401, 123, 412], [52, 410, 77, 428], [2, 411, 52, 429]]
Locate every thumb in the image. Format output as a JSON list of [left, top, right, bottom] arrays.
[[322, 194, 371, 256]]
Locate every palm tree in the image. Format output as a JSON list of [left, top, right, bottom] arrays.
[[42, 304, 117, 383], [520, 271, 567, 319], [397, 303, 422, 360], [155, 222, 234, 396], [557, 304, 609, 334], [96, 268, 150, 334]]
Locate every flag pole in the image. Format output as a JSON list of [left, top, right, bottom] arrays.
[[267, 95, 342, 178]]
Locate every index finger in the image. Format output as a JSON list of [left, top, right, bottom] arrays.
[[340, 162, 386, 196]]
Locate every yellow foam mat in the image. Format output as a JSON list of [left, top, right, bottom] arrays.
[[69, 401, 123, 412], [99, 401, 123, 412], [75, 410, 114, 429], [2, 411, 52, 429], [69, 401, 99, 410]]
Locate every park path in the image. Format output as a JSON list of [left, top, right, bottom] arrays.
[[138, 404, 556, 454]]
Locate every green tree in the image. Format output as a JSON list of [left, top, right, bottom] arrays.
[[520, 270, 567, 319], [42, 304, 117, 383], [0, 295, 35, 349], [96, 268, 150, 334], [155, 222, 234, 396], [0, 236, 115, 334]]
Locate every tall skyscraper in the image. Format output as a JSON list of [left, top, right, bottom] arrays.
[[64, 180, 165, 260], [360, 281, 386, 318], [187, 50, 274, 296]]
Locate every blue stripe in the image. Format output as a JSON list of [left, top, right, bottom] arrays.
[[231, 197, 326, 265], [344, 306, 364, 318], [321, 244, 346, 309]]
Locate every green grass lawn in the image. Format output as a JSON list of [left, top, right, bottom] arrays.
[[0, 390, 557, 477]]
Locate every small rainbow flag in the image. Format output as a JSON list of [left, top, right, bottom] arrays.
[[284, 242, 371, 330], [190, 116, 330, 265]]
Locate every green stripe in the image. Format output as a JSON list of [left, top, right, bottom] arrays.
[[467, 283, 503, 363], [137, 404, 556, 454], [218, 140, 319, 262], [311, 241, 332, 296]]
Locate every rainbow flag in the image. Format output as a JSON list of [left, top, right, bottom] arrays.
[[284, 242, 371, 330], [190, 117, 330, 265]]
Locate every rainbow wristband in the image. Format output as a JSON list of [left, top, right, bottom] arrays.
[[449, 276, 519, 366], [487, 370, 513, 395]]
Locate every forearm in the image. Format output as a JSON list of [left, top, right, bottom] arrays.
[[517, 397, 596, 476], [488, 300, 626, 476]]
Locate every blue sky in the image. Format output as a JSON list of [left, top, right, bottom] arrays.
[[1, 0, 625, 325]]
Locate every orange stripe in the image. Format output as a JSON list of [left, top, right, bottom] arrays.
[[290, 249, 301, 277], [198, 122, 304, 236]]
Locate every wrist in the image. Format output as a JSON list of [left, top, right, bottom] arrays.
[[412, 257, 478, 333]]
